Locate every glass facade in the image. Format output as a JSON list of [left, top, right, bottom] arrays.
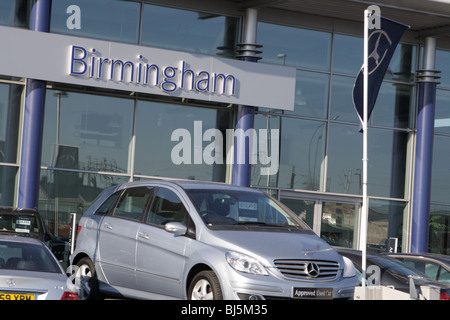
[[0, 0, 448, 256]]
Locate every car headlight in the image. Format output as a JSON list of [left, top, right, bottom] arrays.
[[342, 256, 356, 278], [226, 251, 268, 276]]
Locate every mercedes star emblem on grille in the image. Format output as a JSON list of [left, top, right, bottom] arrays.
[[306, 262, 320, 277]]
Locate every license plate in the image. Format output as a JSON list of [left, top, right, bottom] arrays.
[[0, 292, 35, 300], [292, 287, 333, 299]]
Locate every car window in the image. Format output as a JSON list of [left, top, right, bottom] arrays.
[[113, 187, 153, 221], [0, 214, 41, 236], [0, 241, 61, 273], [439, 267, 450, 283], [148, 188, 187, 226], [185, 188, 310, 229], [95, 193, 120, 215]]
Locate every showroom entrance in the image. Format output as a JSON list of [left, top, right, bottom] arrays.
[[280, 191, 362, 250]]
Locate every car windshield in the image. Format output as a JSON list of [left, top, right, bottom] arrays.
[[185, 188, 310, 231], [0, 240, 61, 273], [0, 213, 41, 236]]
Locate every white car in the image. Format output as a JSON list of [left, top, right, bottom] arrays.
[[0, 235, 78, 300], [71, 180, 357, 300]]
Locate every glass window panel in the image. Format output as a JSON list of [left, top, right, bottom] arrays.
[[435, 49, 450, 88], [134, 101, 232, 181], [251, 114, 282, 187], [280, 198, 315, 230], [332, 34, 363, 75], [287, 70, 329, 118], [435, 89, 450, 134], [42, 90, 134, 174], [38, 168, 129, 261], [329, 75, 359, 123], [428, 204, 450, 255], [259, 117, 326, 191], [431, 135, 450, 203], [0, 0, 28, 28], [330, 76, 412, 128], [141, 4, 238, 57], [50, 0, 140, 44], [327, 124, 407, 198], [367, 199, 407, 253], [321, 202, 359, 248], [370, 82, 413, 128], [383, 43, 416, 83], [0, 83, 22, 165], [0, 166, 18, 206], [258, 22, 331, 71]]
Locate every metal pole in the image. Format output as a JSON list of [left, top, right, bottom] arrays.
[[18, 0, 51, 208], [232, 8, 259, 187], [360, 9, 369, 291], [411, 37, 439, 253]]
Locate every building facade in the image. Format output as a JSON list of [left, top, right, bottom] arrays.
[[1, 0, 449, 259]]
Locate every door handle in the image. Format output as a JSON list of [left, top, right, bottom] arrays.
[[138, 231, 149, 240], [103, 222, 113, 230]]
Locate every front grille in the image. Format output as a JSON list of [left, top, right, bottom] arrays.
[[274, 259, 340, 280]]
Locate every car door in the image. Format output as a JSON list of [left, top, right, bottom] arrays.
[[97, 186, 153, 289], [135, 187, 192, 298]]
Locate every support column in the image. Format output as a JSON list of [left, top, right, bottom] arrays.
[[411, 37, 440, 252], [232, 8, 261, 187], [17, 0, 51, 208]]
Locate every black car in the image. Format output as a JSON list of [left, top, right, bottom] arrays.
[[336, 248, 450, 300], [0, 207, 53, 242], [384, 252, 450, 284]]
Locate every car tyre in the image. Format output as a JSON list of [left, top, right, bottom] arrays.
[[75, 257, 102, 300], [188, 270, 223, 300]]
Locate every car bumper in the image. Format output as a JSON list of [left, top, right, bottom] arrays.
[[219, 268, 357, 300]]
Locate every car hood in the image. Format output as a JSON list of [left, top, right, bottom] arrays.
[[200, 229, 343, 266]]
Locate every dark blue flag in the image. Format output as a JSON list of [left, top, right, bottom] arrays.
[[352, 16, 408, 125]]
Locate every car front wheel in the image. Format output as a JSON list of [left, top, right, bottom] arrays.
[[75, 257, 101, 300], [188, 270, 223, 300]]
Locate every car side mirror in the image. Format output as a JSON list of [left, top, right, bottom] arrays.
[[164, 222, 187, 236]]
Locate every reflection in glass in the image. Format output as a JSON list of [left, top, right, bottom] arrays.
[[329, 75, 359, 123], [288, 70, 329, 118], [327, 124, 407, 198], [134, 101, 233, 182], [436, 49, 450, 88], [429, 204, 450, 255], [431, 135, 450, 203], [370, 82, 413, 128], [332, 34, 363, 75], [0, 83, 22, 165], [0, 0, 28, 28], [367, 199, 406, 253], [0, 166, 18, 206], [330, 77, 412, 128], [258, 117, 326, 191], [50, 0, 140, 44], [321, 202, 359, 248], [141, 4, 238, 57], [281, 198, 315, 230], [42, 90, 134, 174], [38, 169, 129, 237], [258, 22, 331, 70], [435, 89, 450, 134]]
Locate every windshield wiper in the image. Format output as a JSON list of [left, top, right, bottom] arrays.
[[232, 221, 287, 227]]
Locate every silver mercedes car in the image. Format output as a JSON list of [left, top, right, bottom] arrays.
[[70, 180, 357, 300]]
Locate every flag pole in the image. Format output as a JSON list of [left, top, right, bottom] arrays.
[[360, 9, 369, 292]]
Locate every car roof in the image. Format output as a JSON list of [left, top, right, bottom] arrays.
[[0, 233, 44, 245], [0, 206, 39, 215], [386, 252, 450, 263], [116, 179, 260, 193]]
